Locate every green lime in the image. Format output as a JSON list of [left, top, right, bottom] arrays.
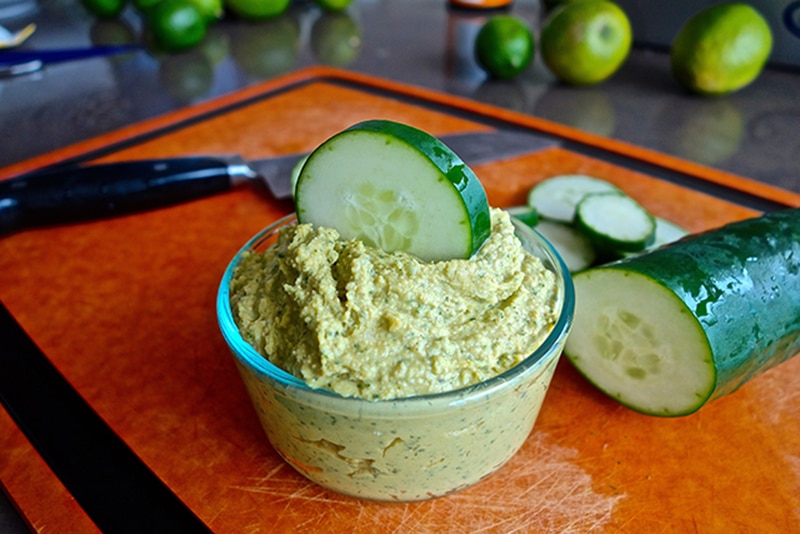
[[671, 2, 773, 96], [225, 0, 290, 20], [148, 0, 208, 52], [540, 0, 632, 85], [313, 0, 353, 12], [474, 14, 534, 80], [81, 0, 126, 19]]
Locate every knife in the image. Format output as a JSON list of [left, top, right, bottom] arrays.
[[0, 129, 557, 234]]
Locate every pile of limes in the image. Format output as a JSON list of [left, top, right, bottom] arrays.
[[474, 1, 632, 85], [474, 0, 773, 96], [81, 0, 353, 52]]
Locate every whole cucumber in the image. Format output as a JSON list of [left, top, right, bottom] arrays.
[[564, 208, 800, 416]]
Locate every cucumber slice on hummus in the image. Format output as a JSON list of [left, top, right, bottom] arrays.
[[295, 120, 491, 262]]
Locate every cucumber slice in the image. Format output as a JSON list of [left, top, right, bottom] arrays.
[[531, 219, 596, 273], [295, 120, 491, 262], [565, 208, 800, 416], [527, 174, 620, 222], [575, 192, 655, 252]]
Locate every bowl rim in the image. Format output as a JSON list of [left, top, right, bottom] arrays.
[[217, 212, 575, 404]]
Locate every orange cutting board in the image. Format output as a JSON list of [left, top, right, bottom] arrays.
[[2, 67, 799, 533]]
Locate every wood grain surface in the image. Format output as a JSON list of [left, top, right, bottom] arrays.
[[1, 68, 798, 533]]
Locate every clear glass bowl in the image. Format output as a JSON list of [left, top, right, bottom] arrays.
[[217, 213, 574, 502]]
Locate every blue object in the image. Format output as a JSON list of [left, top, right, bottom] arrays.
[[0, 44, 141, 66]]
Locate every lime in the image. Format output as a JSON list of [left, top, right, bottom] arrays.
[[474, 14, 534, 80], [313, 0, 353, 12], [671, 3, 773, 96], [148, 0, 207, 52], [540, 0, 632, 85], [225, 0, 290, 20], [81, 0, 126, 19]]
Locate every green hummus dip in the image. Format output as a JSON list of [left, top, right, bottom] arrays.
[[230, 208, 558, 400]]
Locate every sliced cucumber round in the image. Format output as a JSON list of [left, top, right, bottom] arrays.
[[527, 174, 620, 223], [295, 120, 491, 262], [575, 192, 655, 252]]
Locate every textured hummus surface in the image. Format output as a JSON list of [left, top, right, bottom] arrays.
[[230, 208, 558, 399]]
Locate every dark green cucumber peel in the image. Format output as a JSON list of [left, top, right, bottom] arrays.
[[565, 208, 800, 416]]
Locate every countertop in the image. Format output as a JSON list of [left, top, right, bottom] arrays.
[[1, 0, 799, 192]]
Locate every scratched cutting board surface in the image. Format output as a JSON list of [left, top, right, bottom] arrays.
[[1, 67, 799, 533]]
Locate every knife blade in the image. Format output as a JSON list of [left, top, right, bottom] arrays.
[[0, 129, 557, 234]]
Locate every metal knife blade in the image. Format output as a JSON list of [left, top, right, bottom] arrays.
[[255, 129, 558, 199], [0, 129, 557, 235]]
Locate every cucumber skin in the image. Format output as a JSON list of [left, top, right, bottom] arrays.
[[597, 208, 800, 403], [336, 120, 492, 256]]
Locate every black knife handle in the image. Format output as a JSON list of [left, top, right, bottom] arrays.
[[0, 157, 233, 234]]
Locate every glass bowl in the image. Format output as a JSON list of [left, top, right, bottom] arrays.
[[217, 213, 574, 502]]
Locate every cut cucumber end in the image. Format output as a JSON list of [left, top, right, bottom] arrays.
[[295, 120, 491, 262], [565, 268, 716, 416]]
